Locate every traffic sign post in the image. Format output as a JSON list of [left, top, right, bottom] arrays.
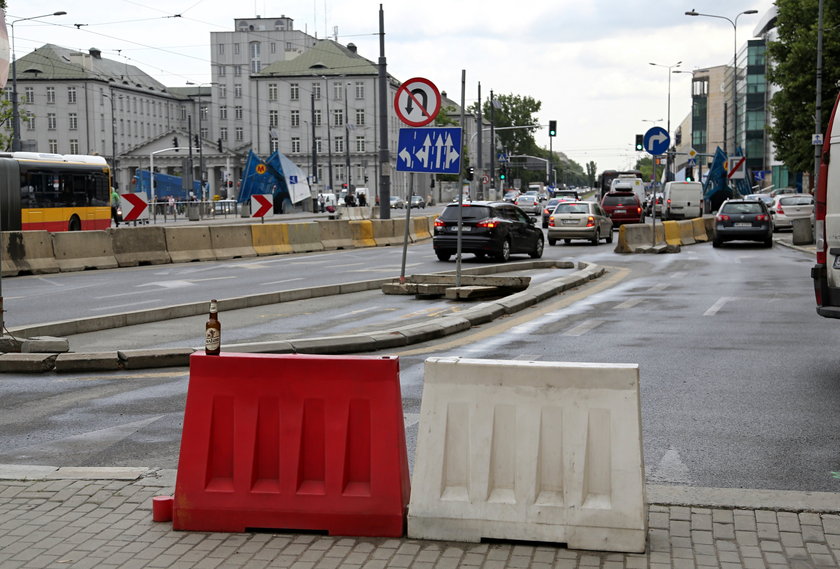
[[393, 77, 442, 127], [120, 191, 149, 222], [396, 127, 462, 175], [643, 126, 670, 156]]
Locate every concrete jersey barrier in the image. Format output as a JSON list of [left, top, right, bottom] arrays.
[[109, 226, 171, 267], [350, 220, 377, 248], [51, 231, 118, 272], [164, 226, 217, 263], [251, 224, 292, 256], [209, 225, 257, 260], [408, 356, 647, 553], [286, 222, 324, 253], [317, 219, 355, 250], [1, 231, 59, 276]]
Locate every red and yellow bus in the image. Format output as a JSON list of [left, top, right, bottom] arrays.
[[0, 152, 112, 232]]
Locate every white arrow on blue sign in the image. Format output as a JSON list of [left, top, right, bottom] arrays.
[[644, 126, 670, 156], [396, 127, 462, 174]]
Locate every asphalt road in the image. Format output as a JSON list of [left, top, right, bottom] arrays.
[[1, 233, 838, 495]]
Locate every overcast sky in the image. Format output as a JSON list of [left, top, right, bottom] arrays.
[[11, 0, 776, 173]]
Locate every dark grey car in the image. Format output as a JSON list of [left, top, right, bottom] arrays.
[[712, 199, 773, 248]]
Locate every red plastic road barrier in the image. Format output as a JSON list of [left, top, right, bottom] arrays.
[[173, 353, 410, 536]]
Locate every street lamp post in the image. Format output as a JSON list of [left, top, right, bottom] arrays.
[[102, 89, 119, 187], [685, 9, 758, 156], [187, 82, 215, 201], [649, 61, 681, 181], [10, 11, 67, 152]]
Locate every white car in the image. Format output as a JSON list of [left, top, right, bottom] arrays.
[[515, 195, 541, 215], [771, 194, 814, 231]]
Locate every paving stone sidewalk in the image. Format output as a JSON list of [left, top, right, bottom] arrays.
[[1, 470, 839, 569]]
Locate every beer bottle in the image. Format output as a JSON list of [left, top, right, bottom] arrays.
[[205, 299, 221, 355]]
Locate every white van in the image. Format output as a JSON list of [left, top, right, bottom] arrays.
[[609, 177, 645, 206], [662, 181, 703, 220]]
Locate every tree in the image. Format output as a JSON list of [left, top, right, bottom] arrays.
[[767, 0, 840, 179], [0, 99, 18, 151], [634, 156, 654, 181], [586, 161, 598, 188], [478, 93, 542, 157]]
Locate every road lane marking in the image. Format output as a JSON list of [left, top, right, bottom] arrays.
[[91, 299, 164, 312], [615, 298, 643, 309], [562, 319, 605, 337], [261, 277, 305, 286], [650, 282, 669, 292], [332, 262, 366, 268], [670, 271, 687, 279], [704, 296, 739, 316]]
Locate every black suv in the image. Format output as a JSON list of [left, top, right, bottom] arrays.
[[433, 201, 544, 262]]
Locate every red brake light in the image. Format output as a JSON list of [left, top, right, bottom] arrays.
[[586, 215, 595, 227], [717, 214, 731, 221], [434, 218, 445, 227], [548, 216, 555, 227], [776, 205, 785, 214], [756, 214, 768, 221], [666, 198, 671, 205], [477, 219, 498, 229]]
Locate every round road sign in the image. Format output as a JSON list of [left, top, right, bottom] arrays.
[[394, 77, 441, 127]]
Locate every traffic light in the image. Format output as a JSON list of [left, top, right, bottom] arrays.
[[635, 134, 644, 151], [217, 138, 223, 152], [685, 167, 694, 182], [548, 120, 557, 137], [173, 136, 179, 151], [499, 166, 507, 181], [466, 166, 475, 181], [193, 134, 199, 148]]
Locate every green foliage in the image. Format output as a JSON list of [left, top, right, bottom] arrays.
[[767, 0, 840, 175], [0, 98, 17, 151], [634, 156, 654, 181], [480, 93, 542, 156], [586, 161, 598, 187]]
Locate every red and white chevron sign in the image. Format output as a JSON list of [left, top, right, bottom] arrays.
[[251, 194, 274, 218], [120, 192, 149, 221]]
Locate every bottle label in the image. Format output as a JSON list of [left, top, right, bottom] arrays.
[[205, 328, 220, 352]]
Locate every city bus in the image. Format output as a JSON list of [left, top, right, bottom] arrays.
[[0, 152, 112, 232], [598, 169, 643, 198]]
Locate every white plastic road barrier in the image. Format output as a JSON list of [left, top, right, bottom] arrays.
[[408, 357, 647, 553]]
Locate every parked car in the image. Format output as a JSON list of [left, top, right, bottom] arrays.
[[601, 191, 644, 225], [712, 199, 773, 247], [409, 195, 426, 209], [743, 193, 775, 212], [432, 201, 544, 262], [547, 201, 613, 246], [541, 197, 563, 228], [514, 194, 541, 215], [389, 196, 405, 209], [771, 194, 814, 231], [662, 181, 703, 220]]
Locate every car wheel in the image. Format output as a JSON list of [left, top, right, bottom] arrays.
[[474, 251, 487, 259], [436, 251, 452, 261], [542, 222, 548, 229], [564, 238, 571, 244], [529, 236, 544, 259], [712, 238, 722, 248], [764, 237, 773, 248], [548, 237, 556, 246], [496, 239, 511, 262], [591, 230, 599, 245], [606, 229, 614, 244]]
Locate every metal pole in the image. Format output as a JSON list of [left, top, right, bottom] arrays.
[[456, 69, 466, 288], [344, 82, 351, 191], [651, 157, 657, 246], [476, 82, 483, 200], [324, 77, 334, 192], [311, 92, 318, 188], [376, 4, 391, 220], [814, 0, 825, 192], [490, 90, 496, 196], [399, 173, 412, 284], [110, 90, 117, 189]]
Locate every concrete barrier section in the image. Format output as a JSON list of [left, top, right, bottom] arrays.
[[109, 226, 171, 267], [286, 222, 324, 253], [677, 220, 696, 245], [792, 217, 814, 245], [317, 220, 355, 250], [691, 218, 708, 242], [350, 220, 376, 248], [371, 219, 400, 246], [413, 216, 431, 241], [51, 231, 118, 272], [164, 226, 217, 263], [210, 225, 257, 260], [408, 357, 647, 553], [251, 224, 292, 256], [662, 221, 682, 247], [614, 223, 652, 254], [1, 231, 59, 276]]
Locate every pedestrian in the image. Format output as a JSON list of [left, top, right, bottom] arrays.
[[318, 192, 325, 212], [358, 192, 367, 207], [110, 187, 121, 227]]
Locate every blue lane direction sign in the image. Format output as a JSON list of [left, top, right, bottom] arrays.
[[396, 127, 462, 174], [643, 126, 670, 155]]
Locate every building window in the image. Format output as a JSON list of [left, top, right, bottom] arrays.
[[746, 110, 765, 131], [356, 136, 365, 152], [355, 82, 365, 99], [48, 139, 58, 153], [67, 86, 77, 104], [218, 43, 225, 55], [26, 115, 35, 130], [291, 137, 301, 153], [46, 86, 55, 104], [47, 113, 57, 129], [69, 139, 79, 153], [314, 109, 322, 127], [234, 43, 240, 55], [235, 106, 243, 120], [747, 74, 766, 94], [200, 127, 208, 139], [268, 83, 278, 101], [235, 127, 243, 141], [218, 84, 227, 99], [270, 42, 276, 54], [312, 82, 321, 100], [271, 138, 279, 153], [234, 65, 242, 77], [269, 110, 279, 128], [333, 109, 344, 126], [315, 137, 322, 153], [100, 113, 105, 131], [355, 109, 365, 126], [335, 136, 344, 153], [220, 127, 228, 141], [692, 78, 708, 97], [290, 109, 300, 127], [250, 41, 261, 73], [200, 105, 208, 121], [290, 83, 299, 101], [234, 84, 242, 98], [333, 82, 343, 101], [24, 87, 34, 103], [220, 106, 227, 120], [218, 65, 226, 77]]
